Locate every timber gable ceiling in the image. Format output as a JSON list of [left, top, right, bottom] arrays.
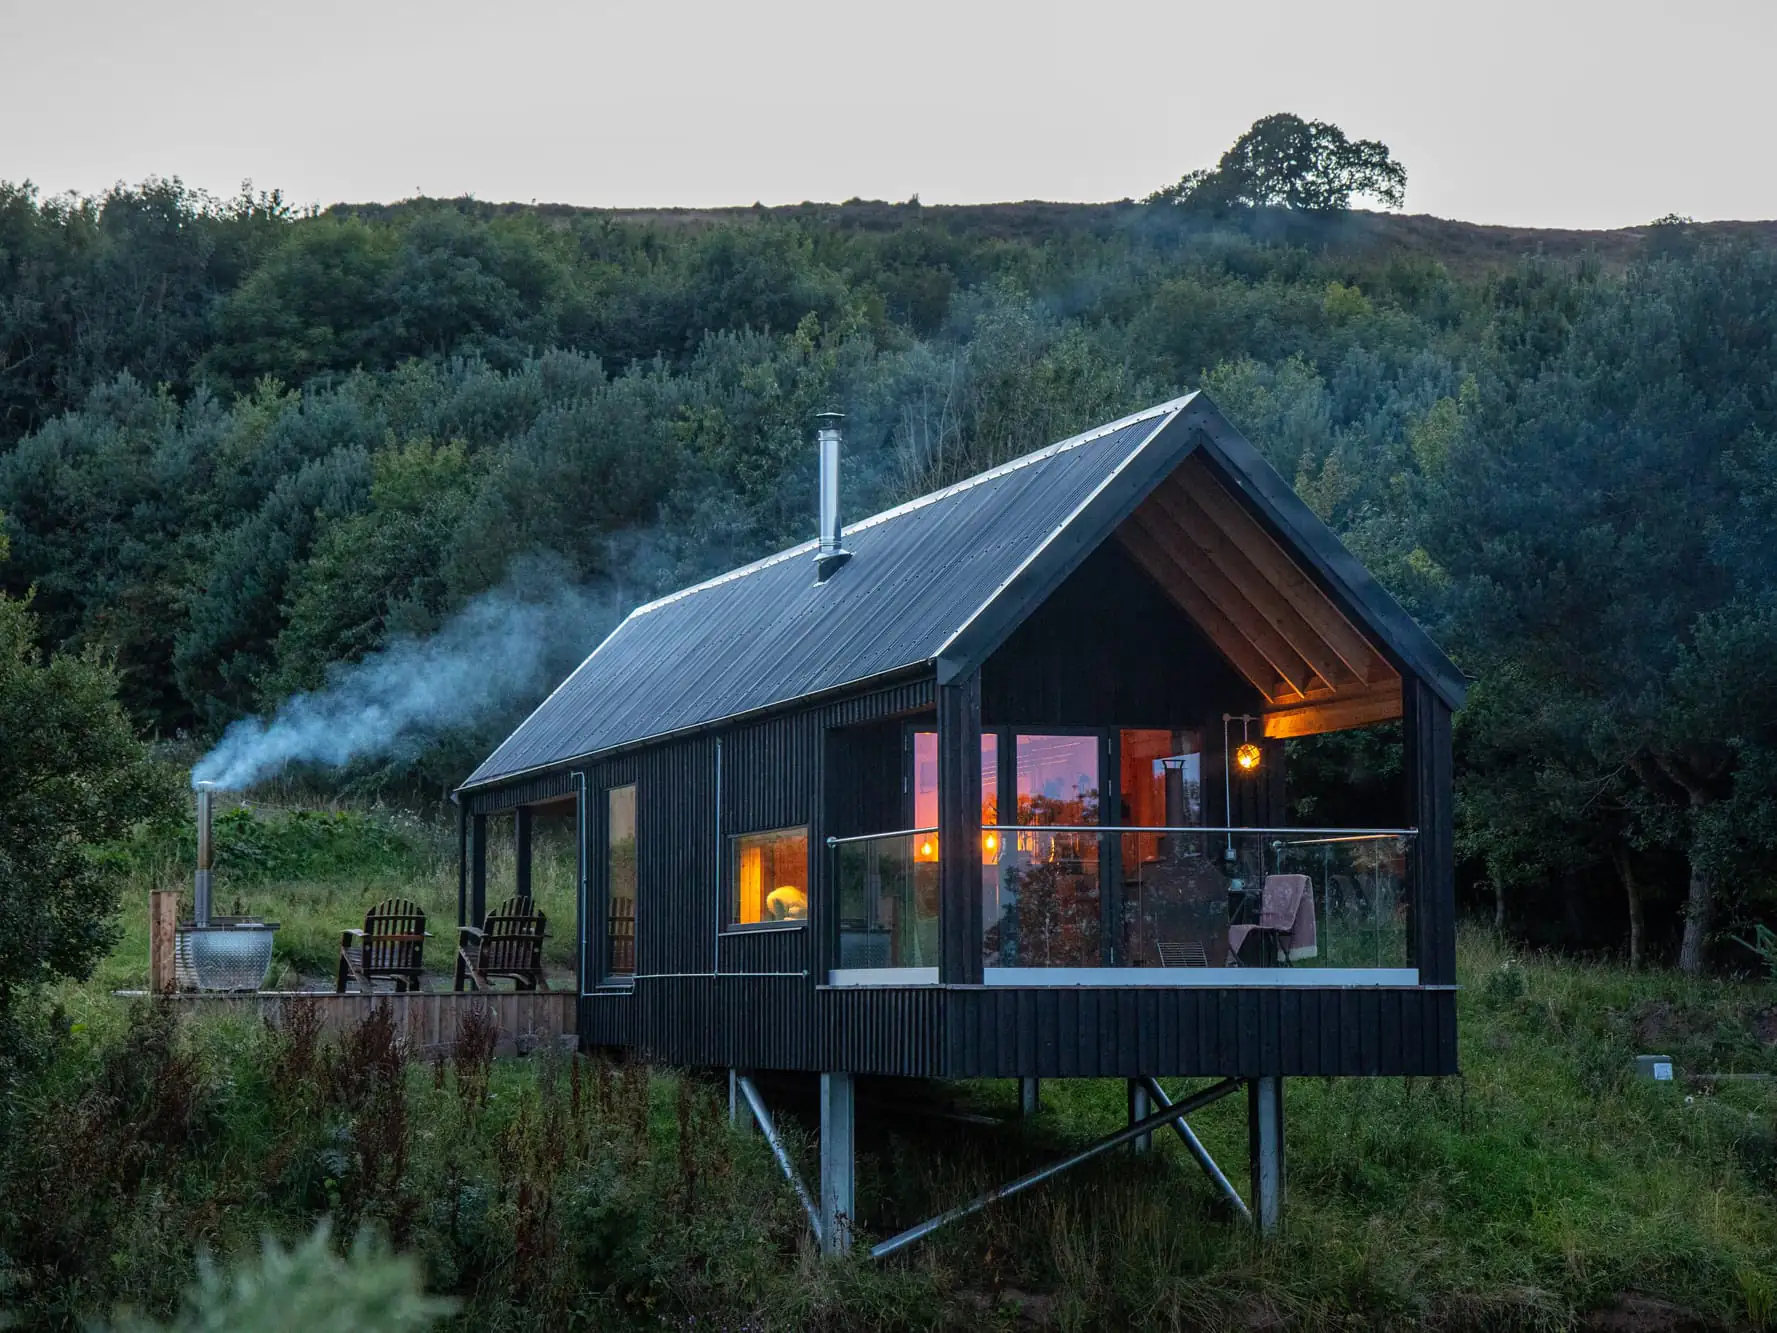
[[1117, 451, 1402, 739]]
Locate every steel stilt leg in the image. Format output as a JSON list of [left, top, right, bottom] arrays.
[[820, 1072, 855, 1255]]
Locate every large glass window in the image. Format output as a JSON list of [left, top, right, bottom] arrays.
[[988, 734, 1101, 967], [1119, 728, 1204, 859], [911, 730, 999, 862], [605, 785, 637, 977], [1117, 730, 1219, 966], [731, 827, 809, 926]]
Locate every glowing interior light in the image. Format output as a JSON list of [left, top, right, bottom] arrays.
[[919, 838, 936, 860], [1235, 741, 1263, 773]]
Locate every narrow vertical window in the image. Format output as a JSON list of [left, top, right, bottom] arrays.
[[605, 784, 637, 977]]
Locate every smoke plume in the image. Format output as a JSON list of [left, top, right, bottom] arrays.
[[190, 576, 619, 791]]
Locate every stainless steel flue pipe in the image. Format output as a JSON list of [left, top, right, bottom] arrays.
[[813, 412, 850, 581], [194, 782, 214, 926]]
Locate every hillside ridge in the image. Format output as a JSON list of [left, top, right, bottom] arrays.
[[328, 195, 1777, 271]]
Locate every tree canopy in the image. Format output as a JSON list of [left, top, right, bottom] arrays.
[[1, 175, 1775, 971], [0, 589, 175, 1039], [1151, 113, 1409, 214]]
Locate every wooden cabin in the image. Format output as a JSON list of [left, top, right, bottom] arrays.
[[457, 393, 1464, 1247]]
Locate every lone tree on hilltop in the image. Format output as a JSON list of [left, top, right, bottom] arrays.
[[1151, 113, 1407, 214]]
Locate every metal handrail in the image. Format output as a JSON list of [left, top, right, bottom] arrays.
[[828, 824, 1415, 846], [825, 826, 937, 846]]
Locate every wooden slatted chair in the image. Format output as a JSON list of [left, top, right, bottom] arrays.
[[456, 896, 550, 992], [336, 897, 430, 993], [1156, 940, 1210, 968]]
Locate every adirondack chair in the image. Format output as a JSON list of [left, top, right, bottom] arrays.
[[456, 896, 550, 992], [336, 897, 430, 993]]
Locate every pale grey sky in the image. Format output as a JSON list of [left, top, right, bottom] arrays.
[[3, 0, 1772, 229]]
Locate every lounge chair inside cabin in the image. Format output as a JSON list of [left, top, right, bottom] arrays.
[[1227, 874, 1318, 966]]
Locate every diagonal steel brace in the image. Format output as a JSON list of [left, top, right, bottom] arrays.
[[870, 1077, 1245, 1259]]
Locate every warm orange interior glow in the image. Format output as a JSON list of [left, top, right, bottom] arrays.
[[983, 830, 1000, 863], [917, 837, 938, 862], [732, 827, 808, 924], [1235, 741, 1263, 773], [738, 844, 764, 921]]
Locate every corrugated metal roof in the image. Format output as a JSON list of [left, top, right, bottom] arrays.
[[462, 391, 1469, 792], [462, 400, 1188, 788]]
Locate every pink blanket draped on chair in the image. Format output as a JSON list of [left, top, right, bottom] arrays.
[[1227, 874, 1318, 964]]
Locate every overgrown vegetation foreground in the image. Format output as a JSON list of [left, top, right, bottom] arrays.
[[1, 930, 1771, 1332]]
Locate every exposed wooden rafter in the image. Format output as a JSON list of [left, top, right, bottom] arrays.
[[1117, 522, 1293, 700], [1173, 454, 1390, 685], [1127, 506, 1318, 700], [1114, 453, 1402, 736], [1261, 683, 1403, 739]]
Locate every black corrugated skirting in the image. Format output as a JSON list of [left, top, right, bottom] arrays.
[[579, 984, 1456, 1079]]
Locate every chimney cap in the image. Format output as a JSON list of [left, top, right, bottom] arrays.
[[815, 410, 844, 432]]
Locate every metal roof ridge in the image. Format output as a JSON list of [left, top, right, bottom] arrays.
[[931, 404, 1186, 671], [841, 394, 1196, 536], [625, 394, 1197, 620]]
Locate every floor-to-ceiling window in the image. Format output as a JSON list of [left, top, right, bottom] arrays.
[[604, 784, 637, 977], [990, 734, 1101, 967], [1117, 729, 1216, 966]]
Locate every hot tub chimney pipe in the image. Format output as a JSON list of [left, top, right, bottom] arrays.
[[194, 782, 215, 927], [814, 412, 850, 582]]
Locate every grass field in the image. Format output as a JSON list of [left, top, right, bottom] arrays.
[[20, 801, 1777, 1330]]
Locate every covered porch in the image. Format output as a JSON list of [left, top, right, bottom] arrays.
[[821, 439, 1455, 993]]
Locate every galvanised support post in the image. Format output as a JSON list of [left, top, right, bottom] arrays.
[[820, 1072, 855, 1255], [456, 804, 468, 931], [1019, 1077, 1041, 1117], [737, 1075, 821, 1246], [470, 813, 488, 926], [1128, 1079, 1152, 1154], [1141, 1077, 1249, 1221], [1248, 1076, 1284, 1233], [728, 1070, 755, 1136], [870, 1077, 1245, 1260], [514, 805, 534, 904]]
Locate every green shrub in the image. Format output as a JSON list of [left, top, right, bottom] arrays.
[[107, 1224, 454, 1333]]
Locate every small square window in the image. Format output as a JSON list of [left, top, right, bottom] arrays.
[[731, 827, 809, 926]]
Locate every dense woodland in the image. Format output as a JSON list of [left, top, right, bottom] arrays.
[[3, 163, 1777, 976]]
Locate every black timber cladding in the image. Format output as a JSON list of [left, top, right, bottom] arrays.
[[582, 983, 1457, 1079], [578, 677, 937, 1060], [569, 572, 1457, 1080], [472, 391, 1466, 1083]]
